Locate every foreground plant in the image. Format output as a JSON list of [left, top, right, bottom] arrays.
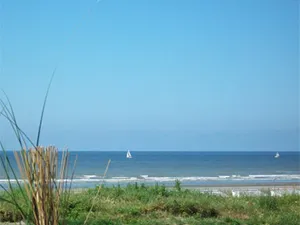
[[15, 146, 75, 225], [0, 73, 76, 225], [1, 145, 75, 225]]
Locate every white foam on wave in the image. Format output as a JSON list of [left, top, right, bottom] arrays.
[[83, 175, 98, 179], [0, 174, 300, 184], [0, 179, 24, 183], [218, 176, 230, 179], [248, 174, 300, 180]]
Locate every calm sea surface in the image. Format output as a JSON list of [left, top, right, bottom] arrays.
[[1, 151, 299, 188]]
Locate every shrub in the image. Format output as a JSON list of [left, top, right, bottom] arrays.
[[259, 195, 279, 211]]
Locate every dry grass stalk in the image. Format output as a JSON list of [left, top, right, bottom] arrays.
[[0, 75, 78, 224], [83, 159, 111, 225], [13, 146, 72, 225]]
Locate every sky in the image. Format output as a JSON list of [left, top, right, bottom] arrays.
[[0, 0, 299, 151]]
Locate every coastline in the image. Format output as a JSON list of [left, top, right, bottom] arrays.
[[180, 183, 300, 197], [71, 182, 300, 195], [181, 182, 300, 189]]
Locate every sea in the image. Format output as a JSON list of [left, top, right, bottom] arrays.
[[1, 151, 299, 188]]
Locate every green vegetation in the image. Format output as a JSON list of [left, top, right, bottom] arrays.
[[0, 85, 76, 224], [0, 183, 299, 225]]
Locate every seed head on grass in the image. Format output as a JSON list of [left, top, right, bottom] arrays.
[[13, 146, 75, 225]]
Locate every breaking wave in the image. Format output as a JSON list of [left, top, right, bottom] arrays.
[[1, 174, 299, 184]]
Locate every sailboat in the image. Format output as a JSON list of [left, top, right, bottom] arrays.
[[126, 150, 132, 159], [274, 152, 280, 158]]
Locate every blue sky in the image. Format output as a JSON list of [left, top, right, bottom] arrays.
[[0, 0, 299, 151]]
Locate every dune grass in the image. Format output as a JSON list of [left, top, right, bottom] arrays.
[[13, 146, 74, 225], [0, 74, 78, 225], [0, 102, 75, 225], [0, 183, 299, 225]]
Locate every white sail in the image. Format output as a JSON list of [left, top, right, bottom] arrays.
[[275, 152, 280, 158], [126, 150, 132, 158]]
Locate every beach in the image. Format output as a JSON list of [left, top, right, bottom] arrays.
[[182, 183, 300, 197], [69, 182, 300, 195]]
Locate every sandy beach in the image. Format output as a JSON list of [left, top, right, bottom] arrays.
[[70, 182, 300, 196], [181, 183, 300, 197], [182, 182, 300, 189]]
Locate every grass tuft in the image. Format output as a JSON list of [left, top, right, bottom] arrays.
[[0, 75, 77, 225]]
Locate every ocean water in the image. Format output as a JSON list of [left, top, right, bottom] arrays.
[[1, 151, 299, 188]]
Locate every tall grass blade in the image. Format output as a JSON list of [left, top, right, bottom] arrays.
[[1, 91, 24, 148], [0, 143, 28, 206], [0, 73, 78, 225], [36, 68, 56, 147], [84, 159, 111, 225]]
